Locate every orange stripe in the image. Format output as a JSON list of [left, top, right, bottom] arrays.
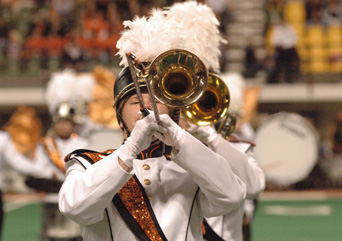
[[40, 137, 66, 173], [140, 151, 145, 160], [149, 145, 159, 157]]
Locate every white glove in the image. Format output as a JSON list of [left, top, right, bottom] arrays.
[[115, 114, 167, 167], [155, 114, 185, 152], [187, 124, 219, 150]]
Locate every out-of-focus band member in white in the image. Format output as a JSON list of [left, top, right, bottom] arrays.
[[58, 2, 247, 240], [184, 121, 264, 241], [164, 2, 265, 240], [186, 73, 265, 241], [0, 129, 49, 238], [26, 70, 92, 241]]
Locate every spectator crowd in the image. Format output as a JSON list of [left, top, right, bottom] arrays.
[[0, 0, 180, 72]]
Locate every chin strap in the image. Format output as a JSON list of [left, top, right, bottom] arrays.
[[116, 111, 131, 137]]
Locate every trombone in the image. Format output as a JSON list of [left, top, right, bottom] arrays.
[[181, 72, 236, 139], [127, 48, 235, 138], [127, 49, 208, 124], [148, 49, 208, 115], [182, 73, 230, 126]]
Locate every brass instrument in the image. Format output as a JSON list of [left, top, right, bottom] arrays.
[[217, 112, 237, 139], [180, 71, 236, 138], [135, 49, 234, 137], [182, 73, 230, 126], [148, 49, 208, 108]]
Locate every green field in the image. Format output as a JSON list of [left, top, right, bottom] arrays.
[[3, 197, 342, 241], [253, 199, 342, 241]]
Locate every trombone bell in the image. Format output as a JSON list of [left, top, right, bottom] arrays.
[[148, 49, 208, 108], [182, 73, 230, 126]]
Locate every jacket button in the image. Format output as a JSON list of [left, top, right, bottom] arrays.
[[142, 164, 150, 170], [144, 179, 151, 185]]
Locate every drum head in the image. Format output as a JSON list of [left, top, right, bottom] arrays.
[[255, 112, 318, 186]]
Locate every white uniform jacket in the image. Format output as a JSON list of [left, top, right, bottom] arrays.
[[205, 136, 265, 241], [58, 132, 247, 241], [0, 131, 49, 190], [34, 135, 90, 181]]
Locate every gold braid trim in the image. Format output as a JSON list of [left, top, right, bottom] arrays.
[[117, 177, 163, 241], [40, 137, 66, 173], [80, 149, 163, 240], [112, 80, 147, 109], [84, 152, 104, 163]]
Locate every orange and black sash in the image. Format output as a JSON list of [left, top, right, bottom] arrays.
[[67, 145, 168, 241], [113, 175, 167, 241], [40, 136, 66, 173]]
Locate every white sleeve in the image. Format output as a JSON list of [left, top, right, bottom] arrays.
[[172, 132, 247, 217], [2, 134, 50, 178], [215, 136, 265, 200], [32, 144, 59, 178], [58, 152, 133, 225]]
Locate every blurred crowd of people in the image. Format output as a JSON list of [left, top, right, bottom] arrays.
[[261, 0, 342, 83], [0, 0, 341, 79], [0, 0, 186, 71], [0, 0, 234, 73], [266, 0, 342, 30]]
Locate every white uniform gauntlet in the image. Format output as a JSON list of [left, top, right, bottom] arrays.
[[187, 124, 220, 151], [156, 114, 185, 153], [115, 114, 167, 167]]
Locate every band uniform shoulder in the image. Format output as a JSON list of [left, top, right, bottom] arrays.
[[65, 149, 116, 164]]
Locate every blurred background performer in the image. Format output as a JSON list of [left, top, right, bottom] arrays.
[[217, 73, 263, 241], [88, 65, 119, 131], [186, 73, 264, 241], [0, 107, 49, 239], [58, 2, 248, 240], [26, 70, 92, 241], [165, 3, 265, 240], [86, 65, 124, 151]]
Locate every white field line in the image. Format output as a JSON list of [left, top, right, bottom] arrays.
[[260, 190, 342, 201], [4, 193, 44, 212], [262, 205, 332, 216], [4, 199, 40, 212]]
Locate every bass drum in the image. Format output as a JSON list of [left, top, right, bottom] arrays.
[[254, 112, 319, 187], [89, 128, 123, 152]]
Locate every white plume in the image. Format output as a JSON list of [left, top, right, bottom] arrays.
[[220, 72, 246, 114], [116, 8, 185, 66], [45, 69, 77, 114], [75, 73, 96, 103], [115, 1, 225, 70], [165, 1, 226, 73], [45, 70, 95, 114]]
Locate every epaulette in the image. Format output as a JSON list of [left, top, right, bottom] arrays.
[[228, 135, 256, 147], [65, 149, 116, 164]]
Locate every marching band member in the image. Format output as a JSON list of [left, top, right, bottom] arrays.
[[0, 106, 50, 238], [163, 2, 265, 240], [58, 2, 247, 240], [184, 73, 265, 241], [184, 122, 265, 241], [27, 70, 92, 241], [0, 130, 50, 238]]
